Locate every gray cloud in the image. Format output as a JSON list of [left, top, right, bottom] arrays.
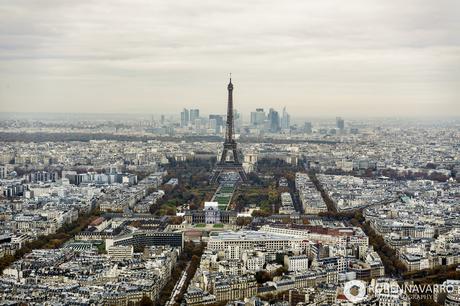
[[0, 0, 459, 117]]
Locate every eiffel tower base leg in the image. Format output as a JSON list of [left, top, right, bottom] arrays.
[[210, 169, 223, 185], [210, 164, 247, 185]]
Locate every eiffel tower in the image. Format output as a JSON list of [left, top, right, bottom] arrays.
[[210, 75, 247, 184]]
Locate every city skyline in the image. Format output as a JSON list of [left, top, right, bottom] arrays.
[[1, 2, 459, 305], [1, 0, 459, 117]]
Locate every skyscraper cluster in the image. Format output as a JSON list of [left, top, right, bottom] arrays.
[[180, 108, 200, 128], [179, 108, 242, 135], [177, 105, 349, 137], [250, 107, 290, 133]]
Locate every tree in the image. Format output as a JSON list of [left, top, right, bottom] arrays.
[[252, 210, 271, 218], [236, 217, 252, 227], [139, 295, 154, 306], [273, 266, 288, 277], [255, 270, 272, 284], [169, 216, 183, 225]]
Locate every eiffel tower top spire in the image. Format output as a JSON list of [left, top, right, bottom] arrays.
[[228, 73, 233, 90], [225, 74, 234, 143]]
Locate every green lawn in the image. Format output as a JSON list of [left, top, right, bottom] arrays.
[[211, 183, 235, 211], [219, 186, 235, 193], [213, 223, 224, 228], [214, 195, 231, 205]]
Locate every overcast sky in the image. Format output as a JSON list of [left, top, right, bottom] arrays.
[[0, 0, 459, 117]]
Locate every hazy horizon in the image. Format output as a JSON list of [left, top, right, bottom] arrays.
[[1, 111, 459, 124], [1, 0, 459, 117]]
